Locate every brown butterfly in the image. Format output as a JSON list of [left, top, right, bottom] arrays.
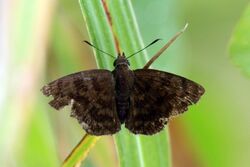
[[41, 24, 205, 136]]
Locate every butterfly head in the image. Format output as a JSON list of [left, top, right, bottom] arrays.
[[113, 52, 130, 67]]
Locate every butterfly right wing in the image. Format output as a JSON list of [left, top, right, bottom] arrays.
[[41, 70, 121, 135], [125, 69, 205, 135]]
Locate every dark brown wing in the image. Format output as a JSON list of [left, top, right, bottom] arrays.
[[41, 70, 121, 135], [125, 69, 205, 135]]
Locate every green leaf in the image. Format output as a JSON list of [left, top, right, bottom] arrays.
[[229, 3, 250, 77], [79, 0, 117, 69], [78, 0, 171, 167], [62, 135, 100, 167]]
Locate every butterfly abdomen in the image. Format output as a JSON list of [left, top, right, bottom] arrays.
[[116, 97, 130, 123], [112, 63, 134, 124]]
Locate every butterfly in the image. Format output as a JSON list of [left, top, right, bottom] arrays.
[[41, 25, 205, 136]]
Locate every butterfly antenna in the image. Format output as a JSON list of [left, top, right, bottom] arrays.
[[83, 40, 116, 59], [143, 23, 189, 69], [126, 39, 162, 59]]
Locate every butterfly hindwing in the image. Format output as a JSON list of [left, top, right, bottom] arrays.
[[41, 70, 121, 135], [125, 69, 205, 135]]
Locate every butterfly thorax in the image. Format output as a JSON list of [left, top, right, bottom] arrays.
[[112, 55, 134, 123]]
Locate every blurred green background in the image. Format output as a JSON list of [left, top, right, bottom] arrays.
[[0, 0, 250, 167]]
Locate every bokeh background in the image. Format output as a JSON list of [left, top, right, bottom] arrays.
[[0, 0, 250, 167]]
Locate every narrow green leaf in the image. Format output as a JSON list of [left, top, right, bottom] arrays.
[[107, 1, 171, 167], [229, 3, 250, 77], [78, 0, 171, 167], [79, 0, 117, 69], [62, 135, 100, 167]]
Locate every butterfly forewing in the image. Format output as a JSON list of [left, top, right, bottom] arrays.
[[125, 69, 205, 135], [41, 70, 121, 135]]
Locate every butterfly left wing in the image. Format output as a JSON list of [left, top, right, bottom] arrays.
[[125, 69, 205, 135], [41, 70, 121, 135]]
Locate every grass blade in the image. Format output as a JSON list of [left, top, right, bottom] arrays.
[[107, 1, 171, 167], [72, 0, 172, 166], [62, 135, 100, 167]]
